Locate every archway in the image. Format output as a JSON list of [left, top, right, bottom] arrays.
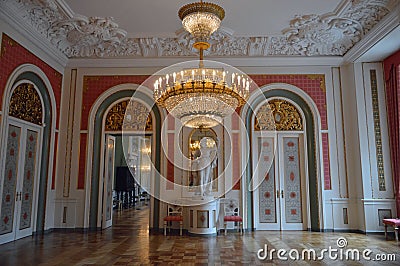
[[242, 84, 322, 231], [0, 66, 56, 243], [85, 84, 163, 230]]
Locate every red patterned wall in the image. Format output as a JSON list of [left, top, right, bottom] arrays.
[[232, 133, 241, 190], [249, 74, 328, 130], [78, 75, 149, 189], [51, 132, 58, 190], [0, 34, 62, 129], [167, 133, 175, 190], [78, 133, 87, 189], [0, 34, 62, 191], [81, 75, 148, 130], [321, 133, 331, 190], [78, 74, 329, 191], [383, 50, 400, 216]]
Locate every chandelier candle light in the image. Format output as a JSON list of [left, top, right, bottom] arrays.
[[153, 1, 250, 128]]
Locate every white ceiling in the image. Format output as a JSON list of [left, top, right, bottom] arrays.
[[64, 0, 342, 37]]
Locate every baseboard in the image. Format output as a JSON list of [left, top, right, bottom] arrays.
[[52, 227, 96, 233], [321, 229, 366, 234], [32, 228, 54, 235]]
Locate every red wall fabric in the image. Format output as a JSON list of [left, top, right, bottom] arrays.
[[78, 133, 87, 189], [0, 34, 63, 191], [322, 133, 331, 190], [80, 75, 148, 130], [384, 50, 400, 81], [250, 74, 328, 130], [232, 133, 241, 190], [78, 74, 329, 190], [383, 49, 400, 217], [0, 34, 62, 128]]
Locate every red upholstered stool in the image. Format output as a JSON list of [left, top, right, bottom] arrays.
[[223, 199, 243, 235], [163, 205, 183, 236], [383, 218, 400, 242]]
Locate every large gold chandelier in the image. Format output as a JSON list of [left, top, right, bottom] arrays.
[[153, 1, 250, 128]]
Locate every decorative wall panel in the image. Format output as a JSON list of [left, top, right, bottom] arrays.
[[258, 137, 276, 223], [378, 209, 392, 226], [19, 129, 38, 230], [105, 100, 152, 132], [255, 99, 303, 131], [9, 83, 43, 125], [283, 137, 302, 223], [232, 133, 240, 190], [197, 210, 209, 228], [167, 134, 175, 190], [322, 133, 332, 190], [343, 208, 348, 225], [77, 133, 87, 189], [0, 125, 21, 235], [370, 70, 386, 191], [51, 132, 58, 190]]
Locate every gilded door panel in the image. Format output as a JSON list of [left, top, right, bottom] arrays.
[[258, 137, 276, 223], [19, 129, 38, 230], [282, 137, 302, 223], [0, 125, 21, 235]]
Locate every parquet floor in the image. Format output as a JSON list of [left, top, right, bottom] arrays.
[[0, 206, 398, 265]]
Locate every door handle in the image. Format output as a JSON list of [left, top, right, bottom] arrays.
[[19, 192, 22, 201], [16, 192, 20, 201], [281, 190, 284, 198], [276, 190, 279, 198]]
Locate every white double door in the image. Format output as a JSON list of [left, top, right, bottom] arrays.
[[0, 119, 42, 243], [253, 132, 307, 230]]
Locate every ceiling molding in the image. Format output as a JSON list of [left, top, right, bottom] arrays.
[[343, 2, 400, 63], [0, 0, 68, 68], [0, 0, 397, 60]]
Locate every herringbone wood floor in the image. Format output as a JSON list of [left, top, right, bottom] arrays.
[[0, 206, 398, 265]]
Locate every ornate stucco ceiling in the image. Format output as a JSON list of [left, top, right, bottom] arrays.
[[0, 0, 398, 59]]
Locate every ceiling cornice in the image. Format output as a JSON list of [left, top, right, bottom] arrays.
[[0, 0, 68, 68], [0, 0, 397, 61], [343, 2, 400, 63]]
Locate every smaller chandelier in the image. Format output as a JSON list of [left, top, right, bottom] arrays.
[[178, 1, 225, 49], [153, 1, 250, 128]]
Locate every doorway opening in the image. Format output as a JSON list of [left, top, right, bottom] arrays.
[[95, 97, 154, 230], [102, 134, 152, 229]]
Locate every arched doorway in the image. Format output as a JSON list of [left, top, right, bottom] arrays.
[[252, 98, 308, 230], [0, 69, 56, 243], [101, 98, 154, 229], [84, 84, 163, 230], [243, 84, 323, 231]]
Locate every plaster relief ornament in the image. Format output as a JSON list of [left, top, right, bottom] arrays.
[[0, 0, 395, 58]]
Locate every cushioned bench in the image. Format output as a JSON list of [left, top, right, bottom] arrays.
[[382, 218, 400, 242]]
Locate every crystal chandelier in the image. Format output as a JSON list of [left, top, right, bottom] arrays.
[[153, 1, 250, 128]]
